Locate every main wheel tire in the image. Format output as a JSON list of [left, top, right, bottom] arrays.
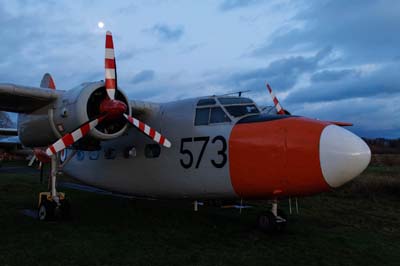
[[257, 211, 277, 233], [38, 200, 56, 221]]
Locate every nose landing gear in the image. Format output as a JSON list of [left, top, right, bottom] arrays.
[[257, 199, 287, 233]]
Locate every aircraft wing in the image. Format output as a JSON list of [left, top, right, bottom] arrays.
[[0, 83, 59, 113]]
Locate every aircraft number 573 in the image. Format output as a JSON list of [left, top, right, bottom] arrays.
[[180, 136, 227, 169]]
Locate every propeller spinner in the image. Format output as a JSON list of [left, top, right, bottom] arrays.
[[46, 31, 171, 156]]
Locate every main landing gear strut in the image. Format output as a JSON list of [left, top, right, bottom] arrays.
[[257, 199, 287, 233], [38, 154, 70, 221]]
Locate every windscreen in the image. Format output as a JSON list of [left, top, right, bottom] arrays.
[[218, 97, 260, 118]]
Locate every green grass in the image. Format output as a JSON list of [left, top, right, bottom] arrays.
[[0, 163, 399, 266]]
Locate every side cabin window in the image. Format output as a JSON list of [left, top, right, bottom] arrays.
[[195, 99, 231, 126]]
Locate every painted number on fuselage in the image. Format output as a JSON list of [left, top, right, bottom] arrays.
[[210, 135, 227, 168], [179, 136, 227, 169]]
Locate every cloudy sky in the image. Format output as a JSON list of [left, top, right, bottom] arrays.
[[0, 0, 399, 138]]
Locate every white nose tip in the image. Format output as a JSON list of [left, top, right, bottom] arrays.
[[319, 125, 371, 188]]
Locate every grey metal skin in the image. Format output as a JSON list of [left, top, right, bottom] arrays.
[[63, 97, 238, 199]]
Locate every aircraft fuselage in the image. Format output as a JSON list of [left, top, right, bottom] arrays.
[[62, 96, 371, 200]]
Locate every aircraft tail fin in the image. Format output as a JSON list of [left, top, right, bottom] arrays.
[[40, 73, 56, 90]]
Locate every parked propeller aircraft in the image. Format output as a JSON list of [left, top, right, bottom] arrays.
[[0, 132, 30, 161], [0, 31, 371, 232]]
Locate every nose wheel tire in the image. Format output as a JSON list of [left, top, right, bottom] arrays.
[[257, 211, 276, 233], [275, 209, 288, 232], [257, 209, 287, 233]]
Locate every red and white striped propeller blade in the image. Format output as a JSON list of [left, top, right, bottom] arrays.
[[266, 83, 285, 115], [124, 114, 171, 148], [46, 116, 106, 156], [105, 31, 117, 100]]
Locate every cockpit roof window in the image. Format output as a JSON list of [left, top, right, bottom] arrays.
[[197, 98, 216, 106], [218, 97, 254, 105]]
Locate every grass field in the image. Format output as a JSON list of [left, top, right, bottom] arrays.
[[0, 161, 399, 266]]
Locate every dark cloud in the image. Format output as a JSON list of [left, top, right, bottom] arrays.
[[0, 1, 396, 138], [131, 70, 155, 84], [240, 0, 400, 137], [291, 95, 400, 139], [286, 62, 400, 104], [227, 47, 332, 91], [148, 24, 184, 42], [311, 69, 360, 83], [0, 2, 98, 88], [254, 0, 400, 64], [219, 0, 263, 11]]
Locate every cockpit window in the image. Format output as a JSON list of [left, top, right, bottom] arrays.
[[195, 108, 210, 125], [197, 98, 216, 106], [195, 96, 259, 124], [210, 107, 231, 123], [195, 106, 231, 125], [224, 105, 259, 117]]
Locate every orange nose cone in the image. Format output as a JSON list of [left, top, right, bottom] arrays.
[[229, 116, 330, 198]]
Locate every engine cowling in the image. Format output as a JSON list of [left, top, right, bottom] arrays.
[[18, 81, 131, 148]]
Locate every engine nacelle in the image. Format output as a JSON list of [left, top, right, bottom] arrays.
[[18, 81, 131, 148]]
